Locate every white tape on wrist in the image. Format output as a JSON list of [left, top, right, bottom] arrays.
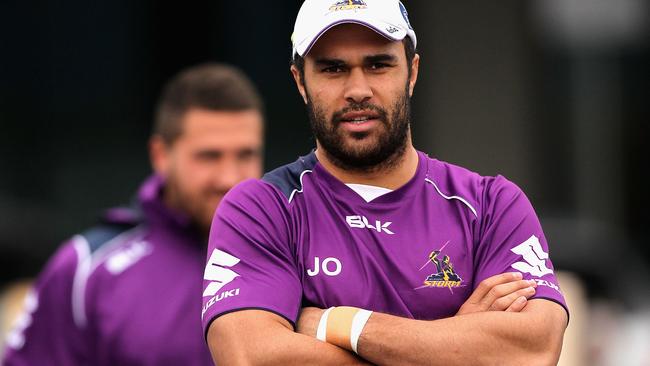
[[350, 309, 373, 354], [316, 307, 334, 342]]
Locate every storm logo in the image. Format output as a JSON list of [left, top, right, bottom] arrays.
[[329, 0, 367, 12], [415, 240, 463, 293]]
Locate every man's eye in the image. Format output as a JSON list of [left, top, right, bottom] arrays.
[[237, 149, 259, 161], [322, 66, 344, 73], [369, 63, 389, 70], [196, 151, 222, 161]]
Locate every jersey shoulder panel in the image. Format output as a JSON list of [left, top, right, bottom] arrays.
[[262, 152, 318, 202], [477, 174, 534, 237], [426, 158, 531, 232], [480, 174, 524, 204], [214, 177, 294, 251], [70, 213, 147, 328], [77, 205, 144, 254], [33, 240, 81, 291], [27, 217, 141, 299], [426, 158, 486, 218], [79, 222, 140, 255]]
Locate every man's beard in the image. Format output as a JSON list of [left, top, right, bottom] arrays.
[[306, 86, 411, 173], [164, 173, 223, 238]]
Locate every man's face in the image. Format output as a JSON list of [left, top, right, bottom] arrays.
[[151, 108, 263, 234], [292, 24, 419, 171]]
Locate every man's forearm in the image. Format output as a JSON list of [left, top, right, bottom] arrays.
[[208, 310, 370, 366], [215, 331, 368, 366], [357, 300, 566, 366]]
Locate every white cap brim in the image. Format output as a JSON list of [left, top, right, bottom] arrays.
[[294, 18, 408, 57], [291, 0, 416, 58]]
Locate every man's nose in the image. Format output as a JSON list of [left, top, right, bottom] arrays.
[[343, 68, 373, 104], [213, 160, 241, 191]]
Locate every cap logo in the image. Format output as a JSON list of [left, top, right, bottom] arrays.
[[329, 0, 367, 12], [386, 26, 399, 34]]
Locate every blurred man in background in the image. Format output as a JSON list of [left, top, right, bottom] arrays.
[[2, 63, 264, 365]]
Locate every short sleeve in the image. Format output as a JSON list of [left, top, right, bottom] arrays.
[[474, 176, 568, 317], [3, 241, 90, 365], [201, 179, 302, 336]]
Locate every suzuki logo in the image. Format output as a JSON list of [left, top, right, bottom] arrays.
[[510, 235, 553, 277], [346, 215, 394, 235], [203, 249, 241, 297]]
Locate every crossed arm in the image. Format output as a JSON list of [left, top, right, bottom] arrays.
[[354, 299, 565, 366], [207, 310, 370, 365], [207, 273, 567, 365]]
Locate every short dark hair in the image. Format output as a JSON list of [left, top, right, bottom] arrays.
[[291, 37, 417, 86], [154, 63, 263, 144]]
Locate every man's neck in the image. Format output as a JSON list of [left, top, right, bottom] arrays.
[[315, 144, 419, 190]]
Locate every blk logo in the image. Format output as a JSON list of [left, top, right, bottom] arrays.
[[203, 249, 241, 297], [510, 235, 553, 277], [307, 257, 342, 277], [346, 215, 394, 235]]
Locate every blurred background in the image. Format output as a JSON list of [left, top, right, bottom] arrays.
[[1, 1, 648, 364]]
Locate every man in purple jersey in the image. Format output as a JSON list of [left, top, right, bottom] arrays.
[[3, 63, 264, 365], [202, 1, 568, 365]]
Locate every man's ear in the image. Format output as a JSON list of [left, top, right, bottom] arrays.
[[149, 135, 170, 177], [408, 53, 420, 97], [290, 64, 308, 104]]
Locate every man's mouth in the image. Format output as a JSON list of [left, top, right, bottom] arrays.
[[345, 117, 372, 124], [339, 111, 381, 124]]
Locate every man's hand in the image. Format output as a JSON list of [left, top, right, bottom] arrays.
[[296, 306, 325, 338], [456, 272, 537, 315]]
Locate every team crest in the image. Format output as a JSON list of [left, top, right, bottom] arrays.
[[329, 0, 367, 12], [416, 240, 463, 292]]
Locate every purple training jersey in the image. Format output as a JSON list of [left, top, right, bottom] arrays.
[[3, 175, 213, 366], [201, 151, 568, 334]]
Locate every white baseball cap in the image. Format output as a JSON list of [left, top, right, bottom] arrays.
[[291, 0, 417, 59]]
